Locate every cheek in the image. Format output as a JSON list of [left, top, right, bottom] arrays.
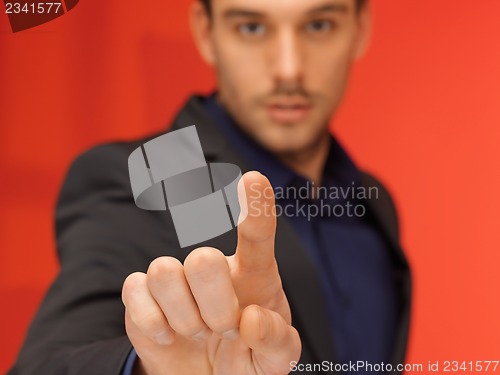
[[215, 41, 270, 93], [304, 48, 353, 124], [307, 44, 352, 91], [304, 28, 357, 89]]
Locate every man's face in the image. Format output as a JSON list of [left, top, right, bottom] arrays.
[[194, 0, 370, 156]]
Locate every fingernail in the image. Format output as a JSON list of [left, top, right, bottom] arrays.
[[153, 331, 172, 345], [192, 328, 211, 341], [222, 328, 239, 340]]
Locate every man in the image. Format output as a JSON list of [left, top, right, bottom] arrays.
[[9, 0, 411, 374]]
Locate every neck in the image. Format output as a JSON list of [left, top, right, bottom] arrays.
[[277, 133, 331, 186]]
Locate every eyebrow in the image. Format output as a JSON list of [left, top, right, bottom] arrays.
[[223, 9, 264, 19], [222, 2, 350, 19], [307, 3, 350, 15]]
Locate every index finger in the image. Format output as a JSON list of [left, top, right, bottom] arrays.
[[235, 171, 277, 271]]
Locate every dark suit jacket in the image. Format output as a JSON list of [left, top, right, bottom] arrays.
[[9, 96, 412, 374]]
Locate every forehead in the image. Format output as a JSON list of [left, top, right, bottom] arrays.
[[211, 0, 355, 18]]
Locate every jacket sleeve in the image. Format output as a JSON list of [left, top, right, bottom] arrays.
[[8, 143, 181, 375]]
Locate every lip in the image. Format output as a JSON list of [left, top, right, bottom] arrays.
[[266, 99, 312, 124]]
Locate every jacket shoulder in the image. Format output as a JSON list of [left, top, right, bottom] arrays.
[[58, 132, 167, 202]]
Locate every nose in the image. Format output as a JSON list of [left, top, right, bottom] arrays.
[[272, 28, 303, 89]]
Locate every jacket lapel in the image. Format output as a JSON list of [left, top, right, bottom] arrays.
[[359, 173, 412, 368]]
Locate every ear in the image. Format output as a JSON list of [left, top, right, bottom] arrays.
[[190, 1, 216, 66], [353, 1, 373, 60]]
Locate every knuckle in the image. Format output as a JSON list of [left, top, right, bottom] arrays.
[[122, 272, 146, 305], [147, 256, 183, 285], [184, 247, 226, 276]]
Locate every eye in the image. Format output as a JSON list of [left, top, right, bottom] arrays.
[[306, 20, 334, 34], [238, 22, 266, 37]]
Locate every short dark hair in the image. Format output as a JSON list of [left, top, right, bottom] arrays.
[[199, 0, 367, 15]]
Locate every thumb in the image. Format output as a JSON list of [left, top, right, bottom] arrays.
[[240, 305, 301, 374]]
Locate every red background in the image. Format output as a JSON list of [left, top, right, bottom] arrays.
[[1, 0, 500, 372]]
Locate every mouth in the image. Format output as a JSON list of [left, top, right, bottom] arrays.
[[266, 99, 312, 124]]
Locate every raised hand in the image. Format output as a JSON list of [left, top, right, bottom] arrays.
[[122, 172, 301, 375]]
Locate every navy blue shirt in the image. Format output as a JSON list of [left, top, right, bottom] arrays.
[[123, 96, 400, 374]]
